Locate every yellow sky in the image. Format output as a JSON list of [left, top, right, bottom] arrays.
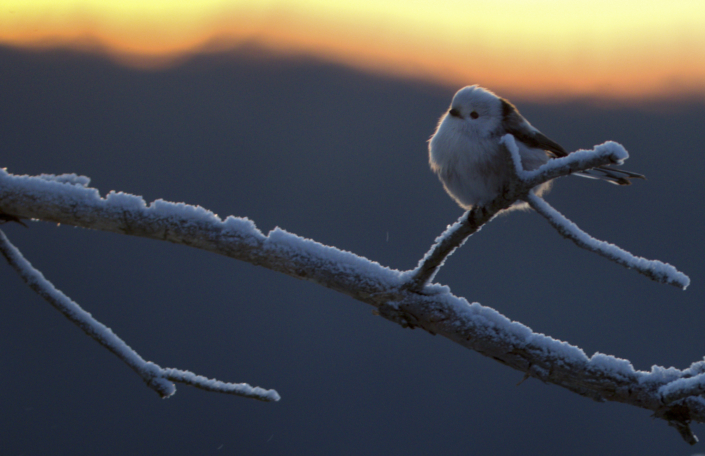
[[1, 0, 704, 101]]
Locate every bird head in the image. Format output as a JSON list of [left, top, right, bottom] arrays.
[[444, 85, 503, 138]]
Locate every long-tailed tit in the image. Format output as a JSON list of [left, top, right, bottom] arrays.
[[429, 85, 645, 210]]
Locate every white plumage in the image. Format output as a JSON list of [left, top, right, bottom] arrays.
[[429, 85, 644, 210]]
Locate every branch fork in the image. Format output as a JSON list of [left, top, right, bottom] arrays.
[[406, 135, 689, 292], [0, 228, 280, 402]]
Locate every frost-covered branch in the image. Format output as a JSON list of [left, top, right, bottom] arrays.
[[0, 169, 700, 443], [501, 134, 689, 289], [404, 204, 502, 292], [506, 137, 631, 189], [0, 227, 279, 402], [526, 192, 689, 288]]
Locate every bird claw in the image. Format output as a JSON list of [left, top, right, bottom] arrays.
[[0, 213, 28, 228]]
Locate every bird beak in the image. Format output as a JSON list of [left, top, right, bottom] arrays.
[[449, 108, 462, 118]]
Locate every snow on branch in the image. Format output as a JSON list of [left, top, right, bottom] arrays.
[[661, 372, 705, 405], [503, 135, 688, 289], [0, 227, 280, 402], [404, 204, 499, 292], [502, 135, 629, 189], [0, 169, 700, 443], [526, 192, 689, 289]]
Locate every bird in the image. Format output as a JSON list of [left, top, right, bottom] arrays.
[[428, 85, 645, 210]]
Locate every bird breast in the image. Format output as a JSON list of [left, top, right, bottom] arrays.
[[429, 124, 511, 208]]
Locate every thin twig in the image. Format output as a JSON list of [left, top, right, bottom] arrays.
[[405, 136, 522, 291], [405, 206, 495, 291], [526, 192, 689, 289], [0, 228, 280, 402]]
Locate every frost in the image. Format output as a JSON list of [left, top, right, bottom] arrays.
[[38, 173, 91, 186], [105, 191, 148, 210], [149, 199, 221, 223], [0, 168, 102, 203], [528, 193, 690, 289], [502, 134, 629, 181], [265, 227, 405, 289], [589, 353, 636, 378], [222, 215, 265, 240], [0, 228, 279, 402]]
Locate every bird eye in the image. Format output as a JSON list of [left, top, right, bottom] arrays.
[[470, 111, 479, 119]]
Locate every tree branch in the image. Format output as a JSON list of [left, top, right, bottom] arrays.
[[0, 227, 279, 402], [510, 139, 631, 189], [526, 192, 689, 289], [0, 168, 699, 443], [404, 204, 500, 292]]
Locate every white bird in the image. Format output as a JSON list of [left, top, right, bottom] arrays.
[[429, 85, 645, 210]]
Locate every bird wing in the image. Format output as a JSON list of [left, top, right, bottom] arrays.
[[499, 98, 568, 158]]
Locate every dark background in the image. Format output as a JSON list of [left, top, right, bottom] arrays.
[[1, 45, 704, 455]]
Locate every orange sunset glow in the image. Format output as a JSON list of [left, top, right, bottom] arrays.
[[1, 0, 704, 102]]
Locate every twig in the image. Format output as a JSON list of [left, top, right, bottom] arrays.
[[507, 138, 631, 189], [526, 192, 689, 289], [0, 228, 280, 402], [405, 205, 498, 292]]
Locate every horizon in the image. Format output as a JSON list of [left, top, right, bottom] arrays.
[[2, 0, 704, 103]]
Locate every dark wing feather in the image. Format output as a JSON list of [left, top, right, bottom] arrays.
[[500, 98, 567, 158], [499, 98, 645, 185]]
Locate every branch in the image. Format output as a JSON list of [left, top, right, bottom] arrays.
[[404, 204, 500, 292], [0, 169, 700, 443], [505, 134, 688, 289], [526, 192, 689, 289], [0, 227, 279, 402], [509, 139, 631, 189]]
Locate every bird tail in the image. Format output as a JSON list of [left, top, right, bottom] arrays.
[[574, 166, 646, 186]]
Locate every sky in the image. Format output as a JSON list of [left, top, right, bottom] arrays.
[[1, 2, 705, 455], [1, 0, 705, 101]]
